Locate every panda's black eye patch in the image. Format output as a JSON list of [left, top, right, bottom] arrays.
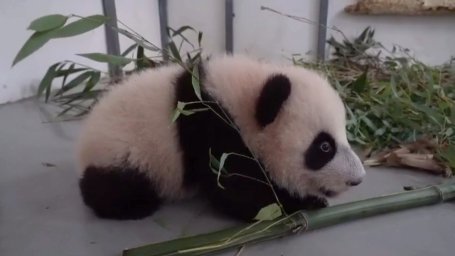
[[305, 132, 336, 171]]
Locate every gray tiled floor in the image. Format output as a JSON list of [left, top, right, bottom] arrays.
[[1, 99, 454, 256]]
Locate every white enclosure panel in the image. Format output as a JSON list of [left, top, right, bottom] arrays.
[[115, 0, 162, 55], [3, 0, 455, 104], [327, 0, 455, 65], [167, 0, 226, 56], [0, 0, 107, 104], [233, 0, 320, 63]]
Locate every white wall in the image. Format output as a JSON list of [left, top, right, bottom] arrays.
[[115, 0, 162, 55], [234, 0, 319, 63], [327, 0, 455, 65], [2, 0, 454, 104], [167, 0, 226, 56]]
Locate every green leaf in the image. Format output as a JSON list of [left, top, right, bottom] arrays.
[[209, 151, 232, 190], [218, 153, 230, 175], [28, 14, 68, 32], [361, 116, 377, 131], [12, 15, 107, 66], [444, 128, 453, 137], [171, 101, 186, 123], [83, 71, 101, 92], [38, 62, 60, 102], [55, 66, 87, 77], [78, 52, 133, 66], [135, 46, 155, 70], [209, 151, 228, 175], [113, 27, 161, 51], [56, 71, 92, 96], [374, 127, 386, 136], [59, 89, 104, 106], [439, 145, 455, 169], [12, 31, 52, 66], [192, 65, 202, 100], [351, 69, 368, 93], [168, 26, 196, 48], [254, 203, 282, 221], [170, 26, 195, 37], [413, 104, 443, 125], [168, 41, 182, 62], [170, 100, 210, 123], [122, 43, 138, 57], [58, 64, 88, 90], [198, 32, 203, 48], [50, 15, 108, 38]]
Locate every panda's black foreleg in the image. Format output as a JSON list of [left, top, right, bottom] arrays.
[[277, 191, 328, 213], [79, 166, 162, 220], [202, 176, 328, 222]]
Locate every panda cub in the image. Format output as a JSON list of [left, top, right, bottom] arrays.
[[77, 54, 365, 221]]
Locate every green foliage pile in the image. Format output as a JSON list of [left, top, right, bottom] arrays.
[[293, 27, 455, 175]]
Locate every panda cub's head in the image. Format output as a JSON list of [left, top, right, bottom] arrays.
[[241, 62, 366, 199]]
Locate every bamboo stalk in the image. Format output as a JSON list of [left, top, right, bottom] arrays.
[[123, 181, 455, 256]]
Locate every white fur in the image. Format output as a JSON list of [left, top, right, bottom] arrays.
[[77, 64, 191, 200], [77, 54, 365, 202], [204, 55, 365, 198]]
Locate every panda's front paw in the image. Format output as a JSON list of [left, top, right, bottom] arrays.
[[301, 195, 328, 209]]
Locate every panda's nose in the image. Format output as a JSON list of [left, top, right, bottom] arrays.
[[346, 179, 362, 186]]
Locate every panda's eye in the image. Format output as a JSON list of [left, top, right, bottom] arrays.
[[320, 141, 332, 153]]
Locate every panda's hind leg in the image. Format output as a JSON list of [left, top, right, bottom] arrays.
[[79, 166, 162, 220]]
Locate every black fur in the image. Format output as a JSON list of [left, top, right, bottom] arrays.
[[79, 166, 162, 220], [255, 74, 291, 127], [305, 132, 337, 170], [175, 64, 326, 221]]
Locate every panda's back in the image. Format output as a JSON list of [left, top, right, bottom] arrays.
[[77, 64, 189, 200]]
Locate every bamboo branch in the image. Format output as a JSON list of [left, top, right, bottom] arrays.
[[123, 180, 455, 256]]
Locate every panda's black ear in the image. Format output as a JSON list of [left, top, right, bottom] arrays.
[[255, 74, 291, 127]]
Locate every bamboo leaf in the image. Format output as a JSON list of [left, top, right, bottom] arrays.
[[351, 69, 368, 93], [56, 71, 92, 96], [113, 27, 161, 51], [171, 101, 186, 123], [168, 41, 182, 62], [77, 53, 133, 66], [38, 63, 60, 101], [58, 64, 87, 90], [83, 71, 101, 92], [168, 26, 195, 48], [57, 104, 77, 117], [13, 15, 107, 66], [210, 151, 231, 189], [192, 65, 202, 100], [135, 46, 152, 70], [12, 31, 52, 66], [198, 32, 203, 48], [170, 25, 195, 37], [254, 203, 282, 221], [55, 66, 86, 77], [218, 153, 230, 175], [122, 43, 138, 57], [439, 145, 455, 169], [171, 111, 181, 123], [28, 14, 68, 32], [50, 15, 108, 38]]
